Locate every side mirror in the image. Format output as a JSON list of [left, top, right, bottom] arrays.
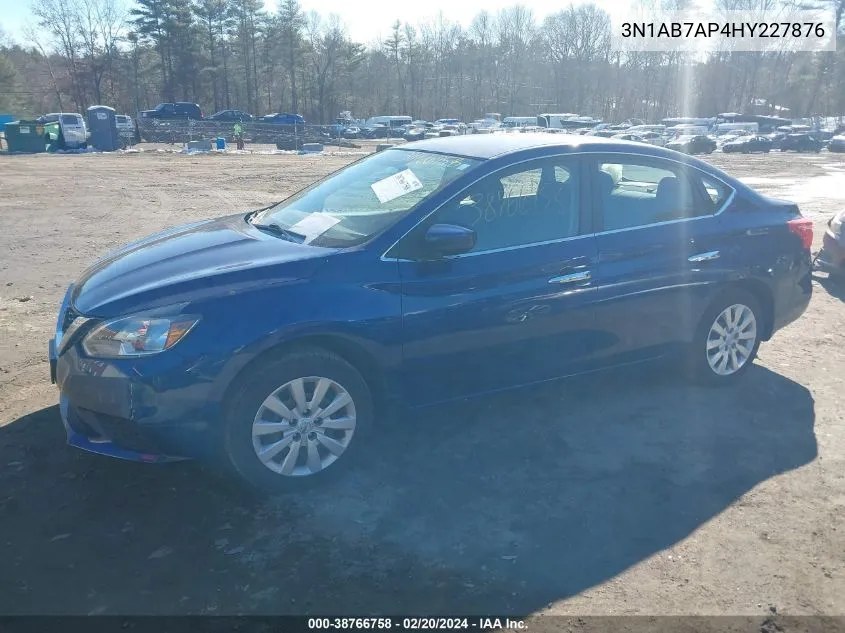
[[424, 223, 476, 257]]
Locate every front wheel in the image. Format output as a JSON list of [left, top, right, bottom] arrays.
[[221, 348, 374, 492], [688, 290, 762, 385]]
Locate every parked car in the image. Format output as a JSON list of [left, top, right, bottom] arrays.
[[115, 114, 136, 145], [766, 133, 787, 150], [49, 135, 813, 492], [665, 134, 716, 155], [611, 133, 647, 143], [638, 131, 666, 146], [403, 127, 427, 141], [814, 210, 845, 279], [361, 124, 390, 139], [342, 126, 361, 139], [262, 113, 306, 125], [207, 110, 254, 122], [37, 112, 88, 149], [716, 134, 741, 147], [780, 133, 822, 153], [721, 135, 773, 154], [139, 102, 203, 120], [828, 135, 845, 153], [115, 114, 134, 136]]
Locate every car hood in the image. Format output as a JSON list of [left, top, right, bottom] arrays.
[[71, 213, 334, 317]]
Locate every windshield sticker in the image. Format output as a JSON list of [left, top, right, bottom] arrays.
[[288, 213, 341, 243], [370, 169, 424, 204]]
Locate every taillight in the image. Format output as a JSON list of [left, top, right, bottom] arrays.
[[787, 217, 813, 250]]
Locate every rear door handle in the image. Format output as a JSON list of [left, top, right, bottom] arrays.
[[548, 270, 591, 284], [745, 228, 769, 236], [688, 250, 720, 263]]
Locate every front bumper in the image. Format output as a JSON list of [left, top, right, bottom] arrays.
[[49, 296, 220, 463], [815, 229, 845, 274], [58, 393, 183, 463]]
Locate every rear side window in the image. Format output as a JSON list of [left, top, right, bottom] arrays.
[[61, 115, 80, 125], [596, 160, 698, 231]]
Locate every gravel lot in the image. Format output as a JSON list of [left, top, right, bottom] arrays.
[[0, 145, 844, 622]]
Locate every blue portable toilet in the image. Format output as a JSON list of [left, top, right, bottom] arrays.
[[87, 105, 119, 151]]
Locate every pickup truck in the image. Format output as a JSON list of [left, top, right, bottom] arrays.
[[139, 102, 203, 120]]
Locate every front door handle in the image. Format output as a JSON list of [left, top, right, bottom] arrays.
[[548, 270, 591, 284], [688, 250, 720, 263]]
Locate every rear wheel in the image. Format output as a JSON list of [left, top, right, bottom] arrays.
[[688, 290, 762, 385], [221, 348, 373, 493]]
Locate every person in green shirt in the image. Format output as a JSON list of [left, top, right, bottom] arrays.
[[233, 120, 244, 150]]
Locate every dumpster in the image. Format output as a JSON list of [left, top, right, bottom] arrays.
[[4, 120, 48, 153], [87, 105, 119, 151]]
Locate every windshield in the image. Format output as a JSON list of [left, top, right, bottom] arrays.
[[250, 149, 481, 247]]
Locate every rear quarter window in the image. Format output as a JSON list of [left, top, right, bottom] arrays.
[[697, 174, 732, 212]]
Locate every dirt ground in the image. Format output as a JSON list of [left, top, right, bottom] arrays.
[[0, 144, 844, 625]]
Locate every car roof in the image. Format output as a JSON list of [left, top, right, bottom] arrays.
[[403, 133, 710, 160]]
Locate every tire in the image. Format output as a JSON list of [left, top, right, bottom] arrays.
[[687, 289, 763, 385], [220, 347, 374, 493]]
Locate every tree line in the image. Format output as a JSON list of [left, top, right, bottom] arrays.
[[1, 0, 844, 123]]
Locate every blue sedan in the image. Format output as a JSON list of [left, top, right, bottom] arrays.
[[49, 135, 813, 491]]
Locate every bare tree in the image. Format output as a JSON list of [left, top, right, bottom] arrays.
[[23, 23, 65, 111]]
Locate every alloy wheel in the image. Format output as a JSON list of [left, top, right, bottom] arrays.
[[251, 376, 357, 476], [706, 303, 757, 376]]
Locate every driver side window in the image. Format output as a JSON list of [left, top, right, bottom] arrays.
[[425, 157, 582, 254]]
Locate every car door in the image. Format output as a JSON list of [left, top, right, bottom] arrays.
[[588, 153, 733, 363], [392, 155, 606, 406]]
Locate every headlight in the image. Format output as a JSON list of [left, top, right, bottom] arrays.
[[831, 213, 843, 236], [82, 315, 200, 358]]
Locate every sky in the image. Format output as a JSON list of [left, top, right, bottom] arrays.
[[0, 0, 635, 47]]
